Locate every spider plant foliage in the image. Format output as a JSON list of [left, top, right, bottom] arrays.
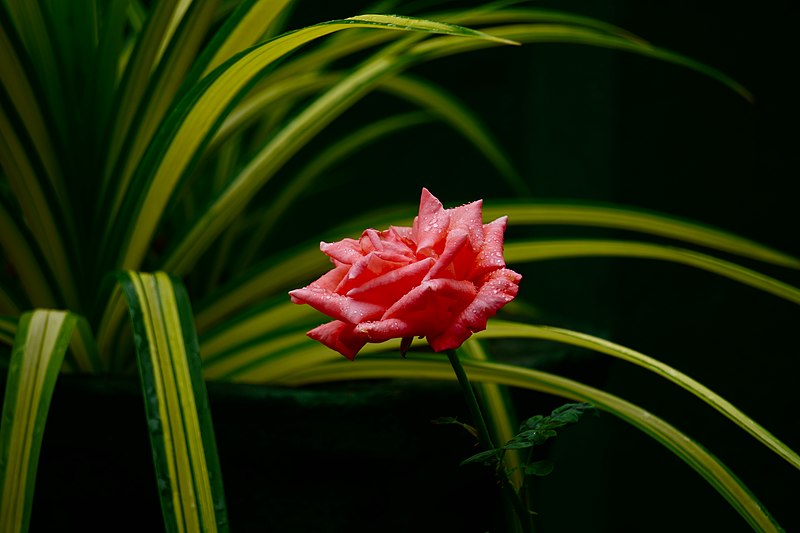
[[0, 0, 797, 531]]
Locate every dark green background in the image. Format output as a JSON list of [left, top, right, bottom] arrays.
[[17, 1, 800, 532]]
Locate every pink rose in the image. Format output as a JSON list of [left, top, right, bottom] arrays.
[[289, 188, 522, 359]]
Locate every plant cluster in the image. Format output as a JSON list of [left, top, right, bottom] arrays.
[[0, 1, 796, 531]]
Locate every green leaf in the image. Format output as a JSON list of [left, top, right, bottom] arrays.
[[116, 271, 228, 533], [2, 0, 72, 153], [546, 402, 596, 426], [484, 202, 800, 269], [65, 316, 102, 375], [461, 449, 501, 467], [524, 460, 555, 477], [0, 316, 17, 347], [0, 200, 56, 308], [479, 321, 800, 473], [104, 13, 514, 274], [0, 9, 68, 216], [379, 74, 527, 194], [0, 310, 77, 533], [101, 0, 185, 197], [275, 355, 782, 532], [195, 0, 294, 78], [104, 0, 220, 225], [504, 429, 556, 449], [503, 402, 594, 449], [0, 93, 78, 309], [158, 47, 422, 276], [408, 22, 751, 101], [431, 416, 478, 439], [232, 110, 435, 268], [504, 240, 800, 305]]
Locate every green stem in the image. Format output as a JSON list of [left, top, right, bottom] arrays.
[[446, 350, 534, 533]]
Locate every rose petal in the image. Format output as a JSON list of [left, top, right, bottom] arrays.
[[377, 228, 416, 259], [298, 264, 348, 295], [359, 229, 383, 253], [468, 216, 508, 279], [428, 268, 521, 351], [447, 199, 484, 251], [288, 286, 384, 324], [336, 251, 409, 294], [390, 225, 413, 243], [346, 257, 435, 306], [382, 278, 475, 320], [357, 317, 418, 342], [307, 321, 368, 360], [320, 238, 363, 265], [413, 188, 450, 255], [424, 228, 469, 281]]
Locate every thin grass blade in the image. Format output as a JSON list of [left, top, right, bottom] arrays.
[[233, 110, 434, 267], [100, 0, 183, 200], [106, 0, 220, 224], [0, 199, 56, 308], [0, 13, 68, 213], [117, 271, 228, 532], [0, 310, 76, 533], [0, 105, 77, 308], [504, 240, 800, 305], [196, 0, 294, 78], [484, 202, 800, 268], [0, 316, 17, 347], [409, 24, 751, 101], [276, 355, 781, 532], [478, 320, 800, 472], [103, 14, 513, 274]]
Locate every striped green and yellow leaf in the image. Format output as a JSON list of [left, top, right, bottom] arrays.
[[116, 271, 228, 533], [0, 310, 81, 533]]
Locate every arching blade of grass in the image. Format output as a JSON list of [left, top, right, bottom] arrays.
[[477, 320, 800, 472], [100, 0, 182, 201], [0, 11, 68, 215], [103, 15, 514, 274], [158, 27, 515, 277], [194, 247, 330, 333], [0, 316, 17, 347], [275, 355, 782, 532], [0, 104, 77, 309], [504, 240, 800, 305], [212, 70, 525, 206], [0, 200, 56, 308], [2, 0, 71, 156], [200, 328, 425, 383], [159, 48, 417, 276], [440, 6, 647, 43], [199, 297, 320, 361], [409, 23, 752, 101], [105, 0, 220, 224], [0, 310, 78, 533], [65, 316, 101, 375], [485, 202, 800, 269], [117, 271, 228, 533], [0, 291, 19, 317], [379, 74, 528, 194], [233, 110, 436, 268], [196, 0, 294, 78]]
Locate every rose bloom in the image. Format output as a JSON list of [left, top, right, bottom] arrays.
[[289, 188, 521, 359]]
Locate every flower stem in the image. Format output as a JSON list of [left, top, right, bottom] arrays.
[[446, 350, 534, 533]]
